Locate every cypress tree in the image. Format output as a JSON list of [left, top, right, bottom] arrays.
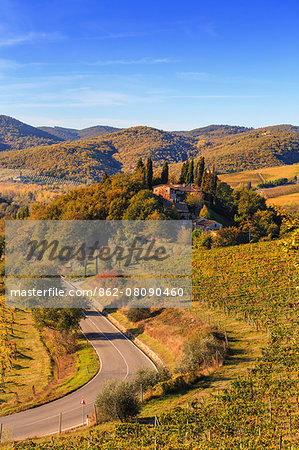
[[195, 157, 205, 187], [136, 157, 144, 172], [185, 159, 194, 185], [145, 156, 153, 189], [161, 161, 169, 184], [179, 160, 188, 184]]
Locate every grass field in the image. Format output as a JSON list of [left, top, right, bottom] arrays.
[[109, 308, 207, 369], [267, 192, 299, 215], [257, 182, 299, 198], [0, 310, 99, 416], [219, 162, 299, 188], [0, 181, 75, 205]]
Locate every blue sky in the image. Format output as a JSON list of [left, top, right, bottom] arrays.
[[0, 0, 298, 130]]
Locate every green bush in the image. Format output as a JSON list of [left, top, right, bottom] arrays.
[[126, 308, 151, 322], [175, 333, 225, 375], [96, 379, 140, 422]]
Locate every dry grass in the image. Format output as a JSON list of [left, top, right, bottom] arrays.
[[110, 308, 210, 370], [0, 310, 99, 416], [267, 192, 299, 215], [258, 182, 299, 198], [0, 181, 74, 205], [219, 163, 299, 188]]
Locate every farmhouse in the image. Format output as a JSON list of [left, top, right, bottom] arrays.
[[153, 184, 201, 202], [193, 218, 223, 231]]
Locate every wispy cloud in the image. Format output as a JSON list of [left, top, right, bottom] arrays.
[[88, 57, 179, 66], [169, 95, 265, 99], [0, 31, 65, 47], [90, 31, 144, 40], [0, 58, 19, 70]]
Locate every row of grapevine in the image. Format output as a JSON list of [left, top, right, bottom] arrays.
[[0, 297, 16, 387], [11, 237, 299, 449]]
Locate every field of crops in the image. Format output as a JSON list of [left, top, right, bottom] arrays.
[[0, 297, 16, 388], [12, 231, 298, 449], [267, 192, 299, 216], [219, 163, 299, 188]]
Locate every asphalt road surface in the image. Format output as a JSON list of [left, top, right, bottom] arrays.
[[0, 309, 155, 441]]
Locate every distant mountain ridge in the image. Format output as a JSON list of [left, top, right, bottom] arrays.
[[0, 115, 62, 151], [0, 115, 298, 183], [38, 125, 122, 141], [174, 124, 253, 140]]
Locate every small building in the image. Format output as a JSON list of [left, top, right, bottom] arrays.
[[153, 184, 201, 202], [193, 217, 223, 231], [160, 198, 190, 219]]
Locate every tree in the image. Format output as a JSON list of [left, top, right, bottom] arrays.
[[179, 160, 189, 184], [145, 157, 153, 189], [96, 379, 140, 422], [160, 161, 169, 184], [195, 157, 205, 187], [234, 190, 267, 220], [199, 204, 210, 218], [32, 308, 83, 332], [122, 190, 164, 220], [101, 170, 110, 183], [135, 157, 144, 172], [135, 158, 145, 183], [185, 159, 194, 185]]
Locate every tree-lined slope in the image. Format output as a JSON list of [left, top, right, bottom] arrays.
[[0, 121, 299, 182], [38, 125, 121, 141], [0, 115, 62, 151], [0, 126, 198, 182], [175, 124, 253, 139], [200, 126, 299, 172]]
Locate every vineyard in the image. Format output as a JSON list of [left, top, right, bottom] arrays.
[[10, 229, 298, 449], [257, 183, 299, 199], [0, 297, 16, 389]]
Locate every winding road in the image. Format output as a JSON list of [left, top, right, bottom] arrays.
[[0, 309, 155, 441]]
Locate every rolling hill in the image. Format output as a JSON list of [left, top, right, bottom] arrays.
[[38, 125, 122, 141], [0, 115, 63, 151], [0, 126, 198, 182], [199, 126, 299, 172], [0, 117, 299, 182], [174, 124, 253, 140]]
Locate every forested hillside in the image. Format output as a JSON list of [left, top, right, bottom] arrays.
[[0, 119, 299, 182], [0, 115, 62, 151], [200, 127, 299, 172], [175, 124, 253, 139], [38, 125, 121, 141], [0, 126, 198, 182]]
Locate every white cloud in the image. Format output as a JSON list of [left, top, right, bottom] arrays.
[[0, 31, 65, 47], [88, 57, 179, 66]]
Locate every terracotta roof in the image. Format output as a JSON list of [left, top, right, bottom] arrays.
[[153, 184, 201, 192], [193, 218, 220, 225]]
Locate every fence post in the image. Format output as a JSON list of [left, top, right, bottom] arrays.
[[94, 405, 98, 425], [0, 423, 2, 443], [59, 412, 62, 434]]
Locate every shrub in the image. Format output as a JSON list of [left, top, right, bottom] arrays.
[[175, 333, 225, 375], [212, 226, 248, 247], [192, 229, 212, 249], [126, 308, 151, 322], [96, 379, 140, 422], [133, 367, 160, 391], [133, 365, 171, 392]]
